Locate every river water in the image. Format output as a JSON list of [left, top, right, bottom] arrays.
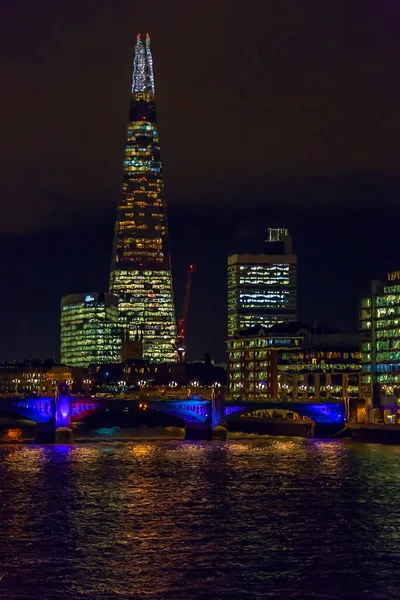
[[1, 439, 400, 599]]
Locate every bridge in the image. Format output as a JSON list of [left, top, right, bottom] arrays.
[[0, 386, 345, 441]]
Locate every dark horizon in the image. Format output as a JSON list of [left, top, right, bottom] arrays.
[[1, 0, 400, 362]]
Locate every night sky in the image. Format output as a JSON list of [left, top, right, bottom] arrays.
[[1, 0, 400, 363]]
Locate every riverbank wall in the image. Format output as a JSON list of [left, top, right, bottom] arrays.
[[341, 424, 400, 444]]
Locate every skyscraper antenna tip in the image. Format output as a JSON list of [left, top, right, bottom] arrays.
[[132, 31, 154, 94]]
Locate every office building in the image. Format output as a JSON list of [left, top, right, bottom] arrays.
[[109, 33, 177, 362], [60, 293, 122, 367], [227, 228, 297, 337], [227, 322, 361, 402], [360, 270, 400, 410]]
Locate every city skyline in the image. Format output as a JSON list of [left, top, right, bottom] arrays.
[[1, 2, 400, 361], [2, 6, 400, 599]]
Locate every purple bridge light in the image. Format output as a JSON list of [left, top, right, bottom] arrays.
[[0, 397, 345, 426]]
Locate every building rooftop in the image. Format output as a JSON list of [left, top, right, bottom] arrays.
[[228, 253, 297, 265], [235, 321, 340, 338], [61, 292, 118, 307], [231, 322, 360, 352]]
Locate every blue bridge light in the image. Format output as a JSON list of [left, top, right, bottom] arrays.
[[0, 397, 346, 428]]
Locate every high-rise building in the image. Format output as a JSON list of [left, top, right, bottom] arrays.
[[360, 270, 400, 412], [227, 228, 297, 338], [60, 293, 122, 367], [109, 33, 177, 363]]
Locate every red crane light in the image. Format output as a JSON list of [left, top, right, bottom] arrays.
[[177, 264, 195, 362]]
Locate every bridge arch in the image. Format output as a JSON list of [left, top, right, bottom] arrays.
[[223, 402, 345, 424], [0, 399, 53, 423], [139, 400, 211, 424]]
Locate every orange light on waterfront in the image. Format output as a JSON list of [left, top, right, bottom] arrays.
[[4, 428, 22, 442]]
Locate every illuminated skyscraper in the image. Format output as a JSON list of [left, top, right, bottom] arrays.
[[110, 33, 177, 362], [60, 293, 121, 367], [227, 229, 297, 337]]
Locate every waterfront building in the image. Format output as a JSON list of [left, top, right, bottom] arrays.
[[0, 362, 90, 395], [60, 293, 122, 367], [360, 270, 400, 410], [46, 365, 90, 394], [0, 362, 48, 395], [109, 33, 177, 363], [227, 228, 297, 338], [91, 360, 226, 392], [227, 322, 361, 403]]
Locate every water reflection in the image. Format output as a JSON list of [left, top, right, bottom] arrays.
[[1, 439, 400, 599]]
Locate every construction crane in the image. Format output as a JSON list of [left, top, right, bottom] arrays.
[[177, 264, 195, 362]]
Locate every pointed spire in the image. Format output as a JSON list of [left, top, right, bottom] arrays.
[[145, 33, 155, 93], [132, 33, 146, 92], [132, 32, 155, 94]]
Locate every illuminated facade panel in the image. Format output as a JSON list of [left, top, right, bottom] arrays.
[[60, 293, 122, 367], [360, 272, 400, 406], [227, 232, 297, 338], [109, 33, 177, 363]]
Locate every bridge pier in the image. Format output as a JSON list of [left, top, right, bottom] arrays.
[[55, 428, 74, 443], [35, 419, 56, 444], [185, 388, 228, 440], [212, 425, 228, 441], [35, 383, 74, 443], [54, 382, 73, 443], [185, 422, 213, 441], [184, 423, 228, 441]]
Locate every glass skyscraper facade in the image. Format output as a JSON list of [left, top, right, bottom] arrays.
[[227, 229, 297, 338], [60, 293, 122, 367], [360, 270, 400, 408], [109, 33, 177, 363]]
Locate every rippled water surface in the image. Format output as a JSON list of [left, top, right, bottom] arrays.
[[1, 439, 400, 599]]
